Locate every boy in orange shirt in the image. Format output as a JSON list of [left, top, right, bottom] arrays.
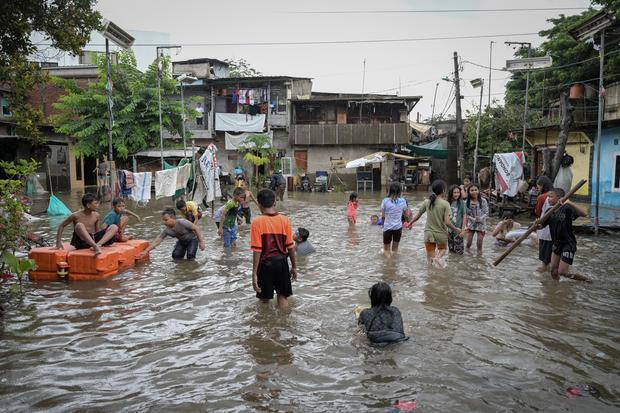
[[251, 188, 297, 309]]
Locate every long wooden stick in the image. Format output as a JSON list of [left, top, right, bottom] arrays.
[[493, 178, 587, 267]]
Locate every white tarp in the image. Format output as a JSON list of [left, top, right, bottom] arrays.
[[345, 152, 416, 169], [225, 131, 273, 150], [215, 113, 265, 132], [193, 143, 222, 205], [493, 152, 525, 197]]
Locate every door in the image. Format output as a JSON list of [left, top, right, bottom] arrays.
[[83, 156, 97, 186], [294, 150, 308, 172], [373, 166, 381, 191]]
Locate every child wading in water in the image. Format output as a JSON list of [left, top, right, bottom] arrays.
[[465, 184, 488, 252], [380, 183, 408, 258], [447, 184, 467, 254], [357, 282, 408, 345], [251, 189, 297, 309], [347, 192, 359, 225], [540, 188, 591, 282], [535, 176, 553, 272], [410, 180, 462, 267]]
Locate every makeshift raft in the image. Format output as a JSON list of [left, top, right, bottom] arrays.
[[28, 239, 149, 281]]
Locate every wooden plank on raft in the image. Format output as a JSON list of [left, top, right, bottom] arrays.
[[492, 179, 587, 267]]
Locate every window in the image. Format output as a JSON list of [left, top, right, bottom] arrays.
[[1, 97, 11, 117], [280, 157, 294, 176], [614, 153, 620, 191]]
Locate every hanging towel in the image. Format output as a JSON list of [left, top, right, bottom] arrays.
[[123, 170, 135, 189], [130, 172, 152, 203], [155, 168, 178, 199], [176, 163, 191, 191]]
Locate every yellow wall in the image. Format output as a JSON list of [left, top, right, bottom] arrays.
[[528, 131, 591, 196]]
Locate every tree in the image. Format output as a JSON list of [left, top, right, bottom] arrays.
[[505, 7, 620, 110], [0, 0, 101, 138], [53, 51, 190, 161], [224, 58, 263, 77], [464, 104, 543, 171], [237, 134, 276, 188]]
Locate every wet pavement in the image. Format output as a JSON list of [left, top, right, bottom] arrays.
[[1, 190, 619, 412]]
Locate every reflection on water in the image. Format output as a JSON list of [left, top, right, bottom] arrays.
[[1, 191, 619, 412]]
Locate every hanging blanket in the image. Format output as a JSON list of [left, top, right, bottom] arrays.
[[176, 163, 191, 192], [155, 168, 178, 199], [224, 131, 273, 150], [123, 170, 135, 189], [215, 113, 266, 132], [130, 172, 152, 203]]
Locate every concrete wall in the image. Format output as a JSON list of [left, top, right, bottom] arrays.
[[591, 126, 620, 209]]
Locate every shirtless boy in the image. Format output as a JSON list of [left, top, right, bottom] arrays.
[[54, 193, 118, 255]]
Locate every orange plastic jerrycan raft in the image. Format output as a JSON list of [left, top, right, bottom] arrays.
[[28, 239, 150, 281]]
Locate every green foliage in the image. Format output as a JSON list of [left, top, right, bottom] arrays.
[[0, 159, 40, 261], [463, 105, 543, 169], [52, 51, 189, 160], [237, 134, 276, 187], [2, 251, 36, 294], [0, 0, 101, 140], [505, 8, 620, 110], [224, 58, 263, 77]]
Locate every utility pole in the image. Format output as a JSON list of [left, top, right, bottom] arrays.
[[430, 82, 439, 124], [595, 30, 605, 235], [105, 38, 115, 199], [505, 41, 532, 156], [488, 41, 494, 109], [156, 45, 182, 169], [453, 51, 464, 181]]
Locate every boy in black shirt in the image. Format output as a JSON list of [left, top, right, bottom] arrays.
[[545, 188, 590, 282]]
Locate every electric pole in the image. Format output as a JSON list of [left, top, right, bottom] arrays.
[[453, 51, 464, 181]]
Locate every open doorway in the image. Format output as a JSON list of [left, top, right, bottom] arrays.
[[83, 156, 97, 186]]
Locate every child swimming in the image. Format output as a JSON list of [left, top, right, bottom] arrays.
[[357, 282, 408, 345]]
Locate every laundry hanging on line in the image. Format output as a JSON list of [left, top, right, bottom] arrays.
[[129, 172, 152, 204]]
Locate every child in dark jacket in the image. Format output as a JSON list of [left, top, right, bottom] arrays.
[[358, 282, 408, 345]]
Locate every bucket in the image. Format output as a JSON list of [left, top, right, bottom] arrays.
[[569, 83, 585, 99]]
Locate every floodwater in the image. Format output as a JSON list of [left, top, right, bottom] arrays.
[[1, 191, 619, 412]]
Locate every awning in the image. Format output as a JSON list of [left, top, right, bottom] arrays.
[[401, 139, 454, 159], [134, 149, 199, 158], [345, 152, 416, 169]]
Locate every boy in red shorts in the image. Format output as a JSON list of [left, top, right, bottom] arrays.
[[251, 188, 297, 309]]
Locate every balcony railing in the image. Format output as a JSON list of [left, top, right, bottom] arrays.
[[292, 123, 409, 145]]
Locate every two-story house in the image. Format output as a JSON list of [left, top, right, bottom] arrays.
[[290, 92, 420, 188], [172, 58, 313, 173]]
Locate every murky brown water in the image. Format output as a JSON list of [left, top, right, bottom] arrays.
[[1, 191, 619, 412]]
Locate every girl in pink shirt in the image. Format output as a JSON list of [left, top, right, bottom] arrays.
[[347, 192, 359, 225]]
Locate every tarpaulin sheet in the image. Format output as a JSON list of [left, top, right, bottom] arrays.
[[215, 113, 265, 132], [493, 152, 525, 197], [224, 131, 273, 150]]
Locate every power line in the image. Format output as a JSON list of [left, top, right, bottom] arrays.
[[290, 7, 589, 14], [33, 32, 540, 48]]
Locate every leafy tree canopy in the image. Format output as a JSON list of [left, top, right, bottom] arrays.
[[53, 51, 191, 161], [0, 0, 101, 138], [505, 2, 620, 110], [224, 58, 263, 77]]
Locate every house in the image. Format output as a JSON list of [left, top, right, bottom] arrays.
[[172, 58, 313, 175], [290, 92, 421, 189], [524, 126, 593, 198]]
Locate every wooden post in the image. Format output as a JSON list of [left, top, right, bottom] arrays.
[[493, 178, 586, 267], [551, 92, 574, 180]]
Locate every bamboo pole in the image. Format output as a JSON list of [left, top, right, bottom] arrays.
[[493, 179, 587, 267]]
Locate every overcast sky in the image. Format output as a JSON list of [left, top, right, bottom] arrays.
[[95, 0, 592, 120]]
